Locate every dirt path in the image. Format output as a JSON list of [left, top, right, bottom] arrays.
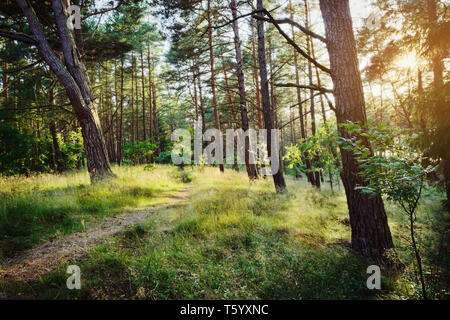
[[0, 187, 191, 282]]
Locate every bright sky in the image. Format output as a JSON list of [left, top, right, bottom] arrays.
[[309, 0, 373, 34]]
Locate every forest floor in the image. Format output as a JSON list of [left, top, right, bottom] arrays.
[[0, 187, 191, 282], [0, 166, 448, 299]]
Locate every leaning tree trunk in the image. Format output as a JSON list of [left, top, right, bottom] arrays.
[[319, 0, 394, 263], [230, 0, 258, 180], [15, 0, 113, 183], [256, 0, 287, 194]]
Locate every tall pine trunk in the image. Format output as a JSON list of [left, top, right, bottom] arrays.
[[140, 50, 146, 141], [147, 42, 153, 140], [118, 59, 124, 165], [197, 72, 206, 135], [207, 0, 224, 172], [251, 20, 264, 129], [319, 0, 394, 263], [151, 81, 160, 155], [230, 0, 258, 180], [306, 0, 320, 188], [256, 0, 287, 194], [131, 54, 135, 144]]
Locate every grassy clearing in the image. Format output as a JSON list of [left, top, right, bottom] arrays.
[[0, 165, 184, 259], [0, 166, 448, 299]]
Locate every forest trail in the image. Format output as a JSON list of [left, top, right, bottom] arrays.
[[0, 187, 191, 282]]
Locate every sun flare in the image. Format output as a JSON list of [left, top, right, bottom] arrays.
[[396, 52, 418, 69]]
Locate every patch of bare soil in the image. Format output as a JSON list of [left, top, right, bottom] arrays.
[[0, 187, 191, 282]]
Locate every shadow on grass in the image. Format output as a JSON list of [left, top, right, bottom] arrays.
[[0, 182, 180, 259]]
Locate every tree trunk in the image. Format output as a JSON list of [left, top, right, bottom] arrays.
[[140, 50, 146, 141], [193, 69, 199, 122], [304, 0, 321, 189], [230, 0, 258, 180], [319, 0, 394, 263], [427, 0, 444, 89], [105, 63, 115, 162], [311, 31, 333, 190], [148, 41, 153, 140], [14, 0, 113, 182], [151, 82, 160, 155], [113, 60, 119, 163], [135, 55, 140, 143], [256, 0, 287, 194], [222, 64, 238, 125], [197, 72, 206, 135], [289, 0, 311, 181], [427, 0, 449, 203], [118, 59, 124, 165], [251, 19, 264, 129], [290, 10, 306, 141], [207, 0, 224, 172], [2, 60, 7, 104], [131, 54, 135, 144], [49, 87, 66, 173]]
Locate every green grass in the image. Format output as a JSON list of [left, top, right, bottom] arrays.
[[0, 166, 448, 300], [0, 165, 184, 258]]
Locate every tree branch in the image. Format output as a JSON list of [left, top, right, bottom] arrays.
[[275, 83, 333, 93], [258, 17, 327, 44], [81, 0, 125, 21], [254, 8, 331, 75], [0, 28, 37, 44]]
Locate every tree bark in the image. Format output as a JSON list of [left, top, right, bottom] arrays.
[[319, 0, 394, 263], [131, 54, 135, 144], [289, 0, 305, 141], [222, 64, 238, 125], [151, 82, 160, 155], [256, 0, 287, 194], [207, 0, 224, 172], [2, 60, 7, 104], [197, 72, 206, 135], [230, 0, 258, 180], [135, 55, 140, 143], [193, 69, 199, 122], [250, 20, 264, 130], [140, 50, 146, 141], [113, 60, 119, 162], [147, 41, 153, 140], [118, 58, 124, 165], [305, 0, 320, 189]]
